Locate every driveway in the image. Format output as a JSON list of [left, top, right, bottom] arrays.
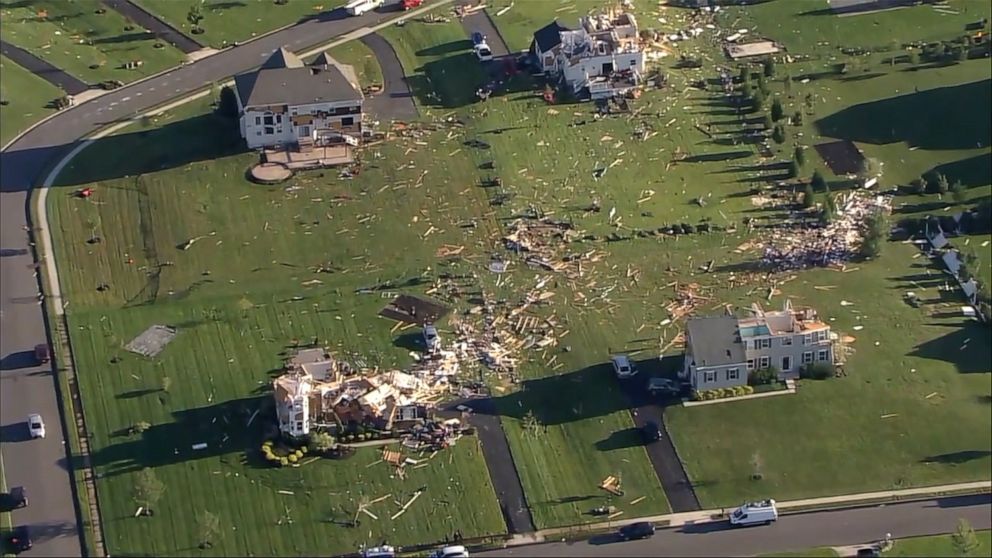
[[359, 33, 418, 122], [457, 5, 511, 57], [0, 40, 89, 95], [479, 493, 992, 557], [619, 378, 701, 513], [100, 0, 204, 54]]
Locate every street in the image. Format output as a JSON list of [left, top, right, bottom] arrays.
[[479, 494, 992, 557], [0, 4, 443, 556]]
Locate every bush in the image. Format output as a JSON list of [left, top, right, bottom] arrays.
[[300, 446, 308, 454], [748, 366, 778, 385], [811, 170, 826, 192], [800, 362, 835, 380], [288, 454, 299, 464], [279, 457, 289, 466]]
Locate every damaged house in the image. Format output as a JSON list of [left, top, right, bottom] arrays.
[[234, 48, 364, 151], [273, 348, 439, 438], [530, 9, 645, 99], [681, 300, 834, 390]]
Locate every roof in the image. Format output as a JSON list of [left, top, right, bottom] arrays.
[[533, 20, 570, 52], [686, 316, 745, 368], [234, 48, 362, 108]]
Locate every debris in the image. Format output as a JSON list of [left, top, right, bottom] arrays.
[[124, 325, 178, 358], [608, 511, 624, 519], [277, 490, 295, 496], [880, 413, 898, 419], [495, 2, 513, 16], [630, 496, 646, 505], [390, 489, 424, 520]]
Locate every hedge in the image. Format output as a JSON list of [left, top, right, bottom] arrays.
[[691, 385, 755, 401]]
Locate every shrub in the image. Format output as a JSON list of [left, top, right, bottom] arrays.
[[300, 446, 308, 454], [748, 366, 779, 386], [800, 362, 835, 380], [279, 457, 289, 466], [294, 450, 304, 459], [288, 454, 299, 464]]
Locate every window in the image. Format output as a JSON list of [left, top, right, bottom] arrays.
[[276, 114, 283, 124], [703, 371, 716, 383], [818, 349, 829, 362], [759, 338, 771, 349], [817, 329, 829, 342], [342, 116, 355, 126], [263, 115, 274, 125], [295, 421, 303, 430], [254, 116, 261, 126], [803, 333, 813, 345], [264, 126, 274, 135], [802, 351, 814, 364], [629, 59, 637, 66], [781, 336, 793, 346], [746, 359, 755, 370], [299, 125, 311, 137], [290, 108, 297, 115], [759, 356, 770, 369], [726, 368, 740, 381], [256, 130, 261, 136]]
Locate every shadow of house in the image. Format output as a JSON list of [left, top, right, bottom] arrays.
[[86, 396, 270, 478], [594, 427, 645, 452], [0, 351, 38, 371], [922, 152, 992, 189], [1, 112, 245, 192], [814, 79, 992, 150], [908, 323, 992, 374]]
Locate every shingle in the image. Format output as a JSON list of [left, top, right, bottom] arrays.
[[234, 63, 362, 108], [686, 316, 745, 367], [533, 20, 570, 53]]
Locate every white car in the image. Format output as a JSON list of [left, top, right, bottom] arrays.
[[28, 414, 45, 439], [474, 44, 493, 62], [423, 324, 440, 352], [610, 355, 638, 379], [430, 546, 469, 558]]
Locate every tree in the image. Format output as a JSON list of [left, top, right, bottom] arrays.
[[771, 124, 785, 144], [951, 518, 980, 556], [819, 191, 836, 225], [187, 3, 204, 33], [522, 410, 540, 436], [762, 57, 775, 77], [934, 172, 950, 194], [811, 170, 826, 192], [197, 510, 221, 549], [804, 92, 815, 113], [908, 50, 920, 65], [217, 85, 238, 119], [770, 97, 784, 121], [751, 89, 766, 111], [762, 113, 773, 130], [787, 159, 800, 179], [130, 421, 151, 435], [859, 156, 880, 179], [783, 74, 792, 96], [860, 210, 888, 258], [793, 145, 806, 167], [741, 80, 753, 99], [133, 467, 165, 514], [951, 180, 967, 204], [910, 177, 927, 195], [756, 72, 769, 95], [802, 182, 816, 209], [309, 431, 335, 453], [738, 65, 750, 85], [791, 110, 803, 126]]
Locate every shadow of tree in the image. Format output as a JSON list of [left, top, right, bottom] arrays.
[[920, 450, 992, 464], [908, 323, 992, 374]]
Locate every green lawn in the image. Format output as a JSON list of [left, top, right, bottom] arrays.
[[484, 0, 606, 52], [0, 0, 186, 84], [762, 548, 839, 558], [326, 40, 384, 88], [135, 0, 348, 49], [0, 55, 61, 146], [885, 529, 992, 556]]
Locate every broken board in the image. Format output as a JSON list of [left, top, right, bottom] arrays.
[[124, 324, 178, 358], [379, 294, 451, 325]]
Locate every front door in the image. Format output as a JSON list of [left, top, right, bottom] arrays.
[[781, 356, 791, 372]]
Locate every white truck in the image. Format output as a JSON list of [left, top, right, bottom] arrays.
[[729, 499, 778, 526], [345, 0, 383, 16]]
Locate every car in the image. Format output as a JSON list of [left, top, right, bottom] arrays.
[[423, 324, 440, 352], [470, 31, 486, 47], [474, 43, 493, 62], [34, 343, 50, 364], [855, 549, 880, 558], [729, 499, 778, 526], [647, 377, 681, 396], [610, 355, 638, 379], [430, 545, 469, 558], [6, 526, 32, 553], [28, 413, 45, 439], [360, 545, 395, 558], [641, 421, 662, 443], [3, 486, 28, 510], [618, 521, 655, 540]]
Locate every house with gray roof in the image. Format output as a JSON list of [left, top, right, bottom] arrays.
[[234, 48, 364, 150]]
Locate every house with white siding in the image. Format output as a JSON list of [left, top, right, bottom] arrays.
[[234, 48, 364, 151], [681, 300, 834, 390]]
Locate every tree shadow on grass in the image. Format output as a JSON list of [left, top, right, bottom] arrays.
[[416, 40, 473, 57], [0, 112, 245, 193], [594, 427, 645, 452], [406, 55, 535, 109], [922, 152, 992, 189], [91, 32, 157, 45], [908, 322, 992, 374], [815, 79, 992, 150], [920, 450, 992, 465]]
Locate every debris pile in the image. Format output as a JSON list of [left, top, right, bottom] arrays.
[[762, 192, 892, 271], [401, 418, 463, 451], [502, 217, 606, 276]]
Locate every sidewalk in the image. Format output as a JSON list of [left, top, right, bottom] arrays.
[[531, 480, 992, 541]]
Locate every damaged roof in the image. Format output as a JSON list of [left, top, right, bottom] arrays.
[[532, 20, 571, 52], [686, 316, 745, 368], [235, 47, 363, 108]]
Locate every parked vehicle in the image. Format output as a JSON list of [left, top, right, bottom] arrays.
[[430, 545, 469, 558], [610, 355, 637, 379], [640, 421, 662, 443], [401, 0, 423, 8], [729, 499, 778, 526], [423, 324, 440, 351], [855, 548, 881, 558], [617, 521, 656, 540], [471, 31, 486, 47], [345, 0, 383, 16], [474, 42, 493, 62], [6, 525, 32, 553], [34, 343, 50, 364], [28, 413, 45, 439], [647, 377, 681, 396], [1, 486, 27, 511], [360, 545, 395, 558]]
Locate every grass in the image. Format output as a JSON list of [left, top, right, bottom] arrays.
[[0, 55, 61, 146], [135, 0, 348, 49], [327, 40, 384, 88], [482, 0, 606, 53], [884, 529, 992, 556], [0, 0, 186, 84], [762, 548, 839, 558]]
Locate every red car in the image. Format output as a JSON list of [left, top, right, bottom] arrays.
[[34, 343, 50, 364]]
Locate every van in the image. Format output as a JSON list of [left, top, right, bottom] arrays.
[[360, 545, 395, 558], [345, 0, 383, 16], [729, 499, 778, 526], [430, 546, 469, 558]]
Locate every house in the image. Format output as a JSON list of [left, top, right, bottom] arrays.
[[681, 300, 834, 390], [234, 48, 364, 151], [273, 348, 445, 438], [531, 9, 645, 99]]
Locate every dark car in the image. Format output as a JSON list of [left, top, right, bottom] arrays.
[[641, 421, 662, 443], [34, 343, 50, 364], [2, 486, 27, 510], [855, 549, 880, 558], [618, 521, 656, 541], [471, 31, 486, 47], [7, 526, 32, 553]]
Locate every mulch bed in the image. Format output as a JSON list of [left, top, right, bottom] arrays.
[[814, 140, 866, 175], [379, 294, 450, 325]]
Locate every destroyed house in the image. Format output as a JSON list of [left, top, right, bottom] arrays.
[[682, 301, 833, 390], [533, 10, 645, 99], [234, 48, 364, 151]]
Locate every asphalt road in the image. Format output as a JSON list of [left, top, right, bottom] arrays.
[[0, 4, 436, 556], [480, 494, 992, 557]]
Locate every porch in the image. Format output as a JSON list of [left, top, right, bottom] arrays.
[[263, 144, 354, 170]]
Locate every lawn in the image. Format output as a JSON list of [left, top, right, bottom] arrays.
[[0, 0, 186, 84], [885, 529, 992, 556], [0, 55, 61, 146], [326, 40, 384, 88], [135, 0, 348, 49], [45, 98, 508, 555]]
